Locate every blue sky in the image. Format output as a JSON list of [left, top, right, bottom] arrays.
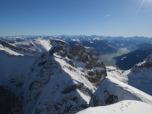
[[0, 0, 152, 37]]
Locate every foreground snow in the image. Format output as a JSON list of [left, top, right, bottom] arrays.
[[77, 100, 152, 114]]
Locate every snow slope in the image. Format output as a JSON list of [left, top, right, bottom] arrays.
[[89, 74, 152, 107], [77, 100, 152, 114], [106, 54, 152, 96], [0, 50, 38, 97], [80, 58, 152, 113], [14, 38, 52, 53]]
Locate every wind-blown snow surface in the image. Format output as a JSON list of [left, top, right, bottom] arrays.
[[77, 100, 152, 114]]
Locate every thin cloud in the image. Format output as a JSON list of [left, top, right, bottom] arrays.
[[138, 10, 152, 12], [105, 15, 110, 17]]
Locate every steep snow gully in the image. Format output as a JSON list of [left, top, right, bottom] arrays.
[[0, 39, 152, 114]]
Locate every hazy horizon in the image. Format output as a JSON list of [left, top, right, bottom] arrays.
[[1, 35, 152, 38]]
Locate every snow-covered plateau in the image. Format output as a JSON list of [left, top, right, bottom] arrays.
[[0, 39, 152, 114]]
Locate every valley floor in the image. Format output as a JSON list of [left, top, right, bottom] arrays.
[[100, 47, 131, 67]]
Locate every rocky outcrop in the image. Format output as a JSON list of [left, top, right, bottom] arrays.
[[53, 41, 107, 87], [89, 82, 119, 107]]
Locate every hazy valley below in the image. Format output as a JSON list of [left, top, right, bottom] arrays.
[[100, 47, 131, 68]]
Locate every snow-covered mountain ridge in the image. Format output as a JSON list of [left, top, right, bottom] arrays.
[[0, 39, 107, 114]]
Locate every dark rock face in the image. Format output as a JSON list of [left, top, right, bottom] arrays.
[[0, 86, 23, 114], [29, 59, 57, 91], [55, 45, 68, 57], [103, 89, 118, 105], [61, 84, 77, 94], [71, 44, 85, 57], [89, 88, 118, 107], [71, 44, 90, 64], [45, 94, 88, 114], [92, 96, 104, 106]]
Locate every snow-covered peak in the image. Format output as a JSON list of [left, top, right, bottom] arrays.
[[131, 54, 152, 73], [146, 54, 152, 63]]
